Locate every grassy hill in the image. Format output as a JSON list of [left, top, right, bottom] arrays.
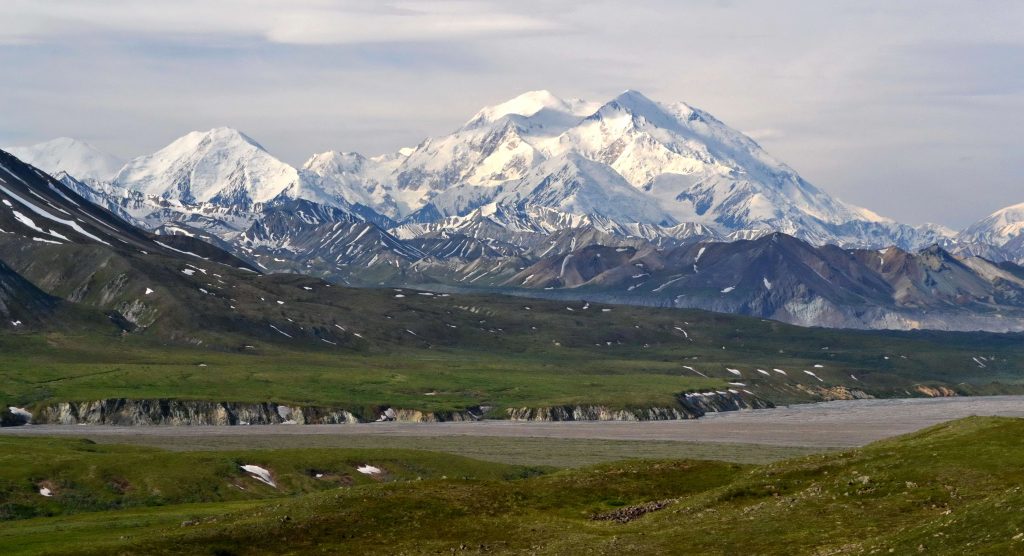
[[2, 417, 1022, 554], [3, 290, 1024, 416], [3, 282, 1024, 416], [0, 436, 542, 522]]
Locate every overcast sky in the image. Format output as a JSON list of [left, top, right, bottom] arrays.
[[1, 0, 1021, 228]]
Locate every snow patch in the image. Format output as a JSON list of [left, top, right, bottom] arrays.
[[356, 464, 382, 475], [240, 464, 276, 487], [682, 365, 708, 377], [559, 254, 574, 279], [803, 370, 824, 382], [154, 240, 208, 260], [269, 324, 292, 338]]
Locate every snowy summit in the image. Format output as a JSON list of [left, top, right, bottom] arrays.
[[4, 138, 124, 183]]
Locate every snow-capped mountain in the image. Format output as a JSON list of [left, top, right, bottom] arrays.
[[961, 201, 1024, 246], [304, 89, 926, 249], [958, 201, 1024, 263], [300, 150, 405, 218], [17, 91, 1019, 332], [6, 139, 1024, 332], [419, 153, 678, 227], [67, 127, 385, 241], [54, 171, 144, 227], [114, 127, 312, 208], [17, 92, 951, 252], [4, 137, 124, 183]]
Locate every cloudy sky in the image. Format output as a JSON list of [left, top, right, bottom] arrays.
[[1, 0, 1021, 227]]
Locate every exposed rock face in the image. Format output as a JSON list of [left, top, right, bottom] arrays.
[[22, 391, 772, 426], [505, 391, 773, 421], [1, 406, 32, 426], [33, 399, 358, 426], [914, 385, 958, 397], [115, 298, 157, 328], [378, 407, 488, 422], [500, 234, 1024, 333], [592, 498, 678, 523], [795, 385, 875, 401]]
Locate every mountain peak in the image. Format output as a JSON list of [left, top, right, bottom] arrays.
[[187, 127, 265, 151], [613, 89, 654, 104], [302, 150, 367, 175], [151, 125, 270, 160], [3, 137, 124, 182], [114, 127, 298, 205], [961, 200, 1024, 248], [508, 89, 563, 104], [594, 89, 676, 127], [480, 90, 567, 118], [466, 90, 599, 128]]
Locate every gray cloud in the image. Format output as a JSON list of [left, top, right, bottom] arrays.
[[1, 0, 1022, 228], [0, 1, 562, 45]]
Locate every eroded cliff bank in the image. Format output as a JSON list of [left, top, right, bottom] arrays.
[[505, 391, 772, 421], [4, 391, 771, 426]]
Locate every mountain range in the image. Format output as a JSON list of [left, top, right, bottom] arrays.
[[5, 89, 1024, 331]]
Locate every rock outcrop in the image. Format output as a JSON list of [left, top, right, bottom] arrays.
[[15, 391, 773, 426], [376, 406, 488, 422], [505, 391, 773, 421], [1, 406, 32, 426], [794, 385, 875, 401], [914, 385, 958, 397], [32, 399, 358, 426]]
